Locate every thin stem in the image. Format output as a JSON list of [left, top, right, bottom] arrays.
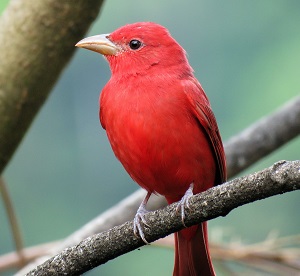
[[0, 177, 25, 267]]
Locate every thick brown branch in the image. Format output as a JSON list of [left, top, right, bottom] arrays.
[[25, 160, 300, 275], [0, 0, 104, 174]]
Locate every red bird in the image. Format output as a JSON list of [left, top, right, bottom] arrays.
[[76, 22, 226, 276]]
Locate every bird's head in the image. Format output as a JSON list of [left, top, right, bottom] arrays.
[[76, 22, 193, 77]]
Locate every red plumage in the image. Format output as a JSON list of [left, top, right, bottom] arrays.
[[77, 22, 226, 276]]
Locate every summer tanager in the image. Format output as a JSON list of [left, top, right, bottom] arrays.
[[76, 22, 226, 276]]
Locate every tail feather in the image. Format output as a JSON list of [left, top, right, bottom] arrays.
[[173, 222, 215, 276]]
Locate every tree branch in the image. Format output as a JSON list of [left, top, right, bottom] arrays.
[[0, 0, 104, 174], [225, 96, 300, 176], [25, 160, 300, 275]]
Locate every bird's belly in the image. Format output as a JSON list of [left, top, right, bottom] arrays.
[[105, 108, 216, 199]]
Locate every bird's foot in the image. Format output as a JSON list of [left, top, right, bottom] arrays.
[[176, 183, 194, 227], [133, 192, 151, 244]]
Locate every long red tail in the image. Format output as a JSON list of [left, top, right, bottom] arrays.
[[173, 222, 215, 276]]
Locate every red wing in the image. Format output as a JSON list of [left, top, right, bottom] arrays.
[[183, 79, 227, 184]]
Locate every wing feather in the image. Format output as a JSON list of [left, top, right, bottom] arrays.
[[183, 79, 227, 184]]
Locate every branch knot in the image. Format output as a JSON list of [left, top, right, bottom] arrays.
[[270, 160, 300, 188]]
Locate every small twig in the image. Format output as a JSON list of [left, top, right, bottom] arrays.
[[0, 177, 25, 267], [211, 235, 300, 274], [0, 241, 60, 272]]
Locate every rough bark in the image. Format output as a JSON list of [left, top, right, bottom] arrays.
[[25, 160, 300, 275]]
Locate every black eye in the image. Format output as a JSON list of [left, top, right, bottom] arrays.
[[129, 39, 142, 50]]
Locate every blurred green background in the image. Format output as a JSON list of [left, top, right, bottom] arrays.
[[1, 0, 300, 275]]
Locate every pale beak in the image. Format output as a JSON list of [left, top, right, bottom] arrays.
[[75, 34, 118, 56]]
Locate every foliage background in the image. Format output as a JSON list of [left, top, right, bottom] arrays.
[[1, 0, 300, 275]]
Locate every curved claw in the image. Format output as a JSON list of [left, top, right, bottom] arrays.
[[176, 183, 194, 227], [133, 205, 150, 244], [133, 192, 151, 244]]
